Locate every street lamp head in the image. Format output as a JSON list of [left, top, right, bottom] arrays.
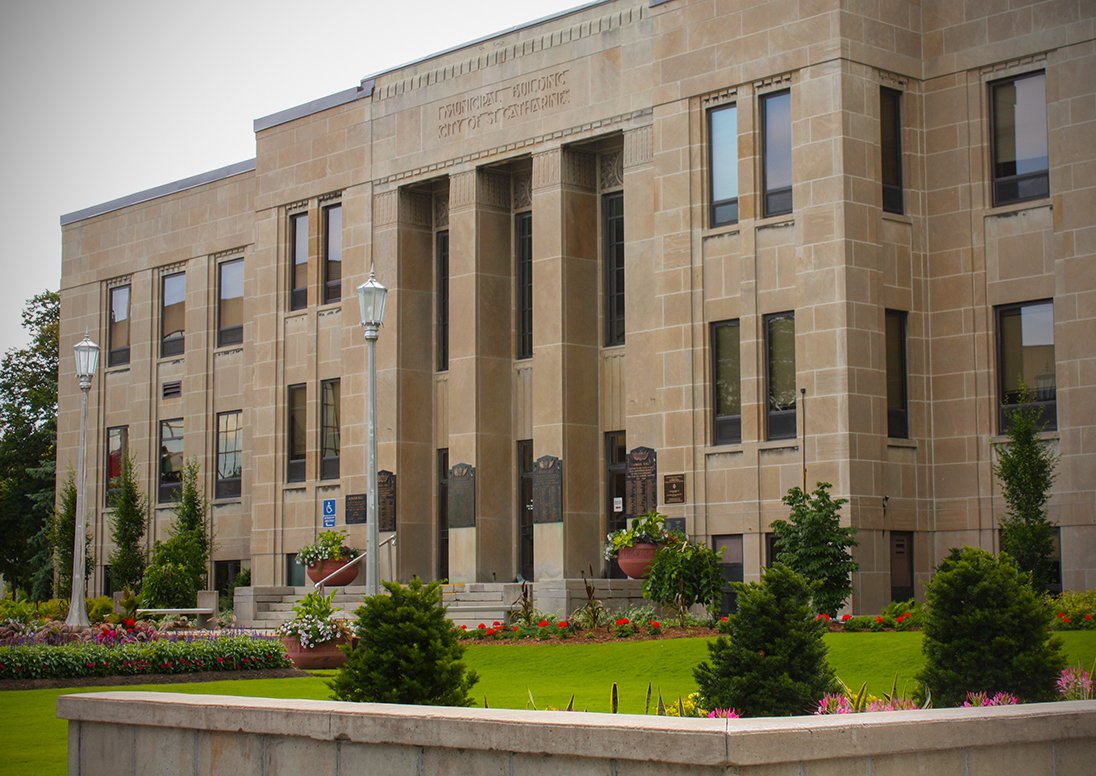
[[357, 268, 388, 329], [73, 334, 100, 384]]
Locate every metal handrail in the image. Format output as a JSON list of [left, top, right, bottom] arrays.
[[315, 534, 397, 592]]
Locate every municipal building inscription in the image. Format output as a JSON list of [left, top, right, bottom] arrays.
[[436, 69, 571, 139]]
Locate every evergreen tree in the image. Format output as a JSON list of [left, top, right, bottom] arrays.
[[48, 470, 93, 598], [917, 546, 1065, 706], [142, 459, 211, 608], [994, 388, 1058, 592], [108, 454, 147, 593], [770, 482, 858, 615], [330, 577, 478, 706], [694, 564, 838, 716]]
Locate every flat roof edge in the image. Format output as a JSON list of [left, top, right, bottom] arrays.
[[253, 84, 374, 133], [60, 159, 257, 226]]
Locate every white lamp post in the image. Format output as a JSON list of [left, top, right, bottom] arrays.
[[357, 268, 388, 597], [65, 334, 99, 628]]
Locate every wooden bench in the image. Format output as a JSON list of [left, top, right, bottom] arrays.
[[138, 590, 218, 628]]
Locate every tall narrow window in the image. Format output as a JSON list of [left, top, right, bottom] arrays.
[[290, 212, 309, 310], [711, 320, 741, 445], [437, 449, 449, 581], [323, 204, 342, 304], [886, 310, 909, 438], [217, 259, 244, 347], [709, 103, 739, 226], [159, 418, 184, 502], [436, 231, 449, 371], [605, 431, 628, 579], [765, 312, 797, 440], [105, 425, 128, 506], [880, 87, 904, 214], [516, 212, 533, 359], [216, 411, 242, 499], [517, 440, 534, 582], [160, 272, 185, 357], [320, 379, 341, 480], [712, 534, 744, 616], [761, 90, 793, 217], [997, 300, 1056, 432], [108, 284, 131, 367], [603, 191, 625, 346], [287, 384, 306, 482], [991, 71, 1048, 206]]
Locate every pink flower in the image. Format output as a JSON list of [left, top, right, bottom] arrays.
[[707, 708, 740, 718]]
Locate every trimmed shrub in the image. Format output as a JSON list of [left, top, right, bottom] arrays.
[[917, 546, 1065, 706], [331, 577, 478, 706], [694, 564, 838, 717], [108, 454, 148, 593], [644, 539, 724, 626]]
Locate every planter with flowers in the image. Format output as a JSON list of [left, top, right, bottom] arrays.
[[603, 511, 683, 579], [277, 589, 353, 669], [296, 530, 361, 586]]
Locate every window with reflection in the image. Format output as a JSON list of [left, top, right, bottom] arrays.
[[516, 212, 533, 359], [880, 87, 904, 214], [216, 410, 242, 499], [287, 384, 306, 482], [218, 259, 243, 347], [108, 285, 131, 366], [997, 300, 1056, 432], [160, 272, 185, 357], [765, 312, 796, 440], [159, 418, 184, 502], [320, 379, 340, 480], [105, 425, 128, 506], [290, 212, 308, 310], [323, 204, 342, 304], [761, 90, 792, 217], [991, 72, 1048, 206], [711, 320, 741, 444], [603, 192, 625, 346], [709, 103, 739, 226], [886, 310, 909, 438], [436, 231, 449, 371]]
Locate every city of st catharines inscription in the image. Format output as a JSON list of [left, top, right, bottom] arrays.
[[437, 69, 570, 139]]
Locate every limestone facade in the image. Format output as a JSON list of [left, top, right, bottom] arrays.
[[58, 0, 1096, 610]]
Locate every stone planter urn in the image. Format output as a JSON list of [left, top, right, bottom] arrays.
[[282, 636, 349, 670], [616, 543, 661, 579], [306, 558, 359, 587]]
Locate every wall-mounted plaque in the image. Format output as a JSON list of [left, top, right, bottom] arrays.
[[532, 455, 563, 524], [345, 493, 367, 525], [625, 446, 657, 519], [664, 473, 686, 504], [448, 463, 476, 528], [378, 470, 397, 532]]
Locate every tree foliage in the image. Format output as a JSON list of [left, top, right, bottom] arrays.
[[643, 539, 724, 626], [48, 470, 93, 598], [770, 482, 858, 616], [994, 390, 1058, 592], [330, 577, 478, 706], [108, 454, 147, 593], [0, 291, 59, 597], [917, 546, 1065, 706], [694, 564, 838, 716], [142, 460, 210, 608]]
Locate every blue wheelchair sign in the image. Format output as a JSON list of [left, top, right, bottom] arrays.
[[322, 499, 336, 528]]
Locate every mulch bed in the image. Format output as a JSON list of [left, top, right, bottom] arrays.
[[0, 668, 311, 692]]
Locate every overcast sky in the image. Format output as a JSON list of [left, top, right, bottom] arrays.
[[0, 0, 581, 358]]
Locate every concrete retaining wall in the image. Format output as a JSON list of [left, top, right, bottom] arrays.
[[58, 693, 1096, 775]]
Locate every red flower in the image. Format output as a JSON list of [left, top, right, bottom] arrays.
[[1086, 614, 1092, 621], [557, 621, 569, 628], [87, 662, 95, 668], [1063, 616, 1071, 623], [720, 616, 728, 622], [1059, 612, 1066, 618], [615, 617, 630, 626], [876, 616, 884, 623], [478, 623, 486, 629], [538, 619, 550, 627], [459, 624, 467, 630], [649, 621, 661, 628], [841, 614, 851, 622], [123, 618, 136, 628], [511, 626, 518, 632], [493, 621, 501, 627], [485, 628, 495, 636]]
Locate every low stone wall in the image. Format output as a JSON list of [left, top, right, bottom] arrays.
[[58, 692, 1096, 775]]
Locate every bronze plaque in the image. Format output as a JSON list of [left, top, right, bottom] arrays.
[[532, 455, 563, 524], [345, 493, 367, 525], [378, 470, 397, 532], [664, 473, 686, 504], [625, 446, 657, 519], [448, 463, 476, 528]]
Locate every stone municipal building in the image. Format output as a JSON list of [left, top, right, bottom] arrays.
[[57, 0, 1096, 615]]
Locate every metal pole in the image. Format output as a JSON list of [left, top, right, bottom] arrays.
[[365, 324, 380, 597], [65, 381, 91, 628], [800, 387, 807, 492]]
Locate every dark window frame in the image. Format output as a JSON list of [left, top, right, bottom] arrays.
[[158, 418, 184, 503], [880, 86, 904, 215], [108, 284, 131, 367], [990, 71, 1049, 207], [436, 230, 450, 372], [289, 211, 309, 311], [517, 439, 534, 582], [603, 191, 625, 347], [711, 319, 742, 445], [217, 258, 244, 347], [160, 271, 186, 358], [885, 309, 909, 439], [287, 384, 306, 483], [761, 89, 793, 218], [764, 311, 797, 440], [215, 410, 242, 500], [320, 379, 341, 480], [515, 212, 533, 360], [437, 448, 449, 581], [322, 203, 342, 304], [105, 425, 128, 506], [996, 299, 1057, 433], [708, 102, 739, 227]]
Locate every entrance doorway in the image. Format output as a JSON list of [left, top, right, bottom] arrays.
[[518, 440, 534, 581]]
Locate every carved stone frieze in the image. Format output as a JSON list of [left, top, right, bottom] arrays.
[[562, 150, 596, 190], [449, 171, 477, 211], [373, 190, 398, 227], [398, 189, 432, 228], [532, 148, 562, 190], [477, 170, 511, 211], [513, 172, 532, 210], [434, 193, 449, 228], [600, 150, 623, 189]]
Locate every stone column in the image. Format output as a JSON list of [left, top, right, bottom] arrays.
[[531, 148, 600, 579], [446, 169, 514, 582]]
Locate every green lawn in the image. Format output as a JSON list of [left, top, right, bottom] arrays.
[[3, 631, 1094, 776]]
